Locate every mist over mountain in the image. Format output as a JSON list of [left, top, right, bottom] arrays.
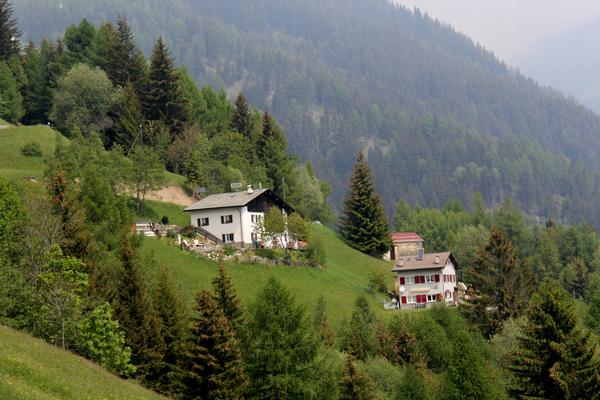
[[14, 0, 600, 225]]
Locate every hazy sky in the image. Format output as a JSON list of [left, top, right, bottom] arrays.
[[393, 0, 600, 65]]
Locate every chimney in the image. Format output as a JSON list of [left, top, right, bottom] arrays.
[[434, 255, 440, 264], [247, 185, 254, 194], [417, 248, 424, 261]]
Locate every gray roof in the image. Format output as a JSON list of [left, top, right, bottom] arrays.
[[184, 189, 269, 212], [391, 252, 456, 272]]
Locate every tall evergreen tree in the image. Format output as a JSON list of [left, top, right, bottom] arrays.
[[0, 0, 19, 61], [211, 259, 243, 332], [340, 295, 376, 360], [463, 226, 534, 339], [184, 290, 246, 400], [314, 295, 336, 346], [106, 16, 145, 93], [154, 267, 188, 396], [256, 111, 274, 160], [231, 92, 252, 138], [0, 60, 23, 121], [561, 257, 589, 299], [338, 354, 376, 400], [340, 152, 390, 257], [510, 283, 600, 399], [144, 37, 189, 136], [113, 236, 165, 386], [115, 82, 144, 151]]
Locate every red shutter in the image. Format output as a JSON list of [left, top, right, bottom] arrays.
[[435, 274, 440, 282], [401, 296, 407, 304], [419, 276, 425, 284], [436, 293, 442, 301], [400, 277, 405, 285]]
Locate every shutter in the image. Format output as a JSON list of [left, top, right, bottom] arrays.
[[400, 277, 405, 285], [436, 293, 441, 301], [401, 296, 407, 304], [435, 274, 440, 282], [221, 216, 224, 224]]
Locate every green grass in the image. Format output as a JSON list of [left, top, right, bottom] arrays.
[[140, 223, 396, 327], [164, 171, 186, 187], [137, 199, 189, 226], [0, 124, 69, 182], [0, 325, 165, 400]]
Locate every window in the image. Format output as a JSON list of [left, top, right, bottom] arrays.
[[415, 276, 425, 284], [445, 290, 452, 299], [251, 232, 259, 242], [221, 215, 233, 224], [251, 214, 263, 224], [197, 217, 209, 227], [399, 276, 415, 285], [426, 294, 439, 302], [222, 233, 234, 243], [416, 295, 427, 303]]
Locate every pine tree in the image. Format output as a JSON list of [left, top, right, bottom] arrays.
[[154, 267, 188, 396], [256, 111, 274, 160], [340, 152, 390, 257], [340, 295, 376, 360], [184, 290, 246, 400], [0, 0, 19, 61], [562, 257, 589, 299], [113, 236, 165, 386], [211, 259, 243, 332], [106, 16, 145, 93], [22, 43, 46, 124], [314, 295, 336, 345], [339, 354, 376, 400], [395, 366, 433, 400], [144, 37, 189, 136], [510, 283, 600, 399], [463, 226, 534, 339], [0, 60, 22, 121], [115, 82, 144, 151], [231, 92, 252, 138]]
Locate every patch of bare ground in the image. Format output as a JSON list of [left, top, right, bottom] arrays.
[[146, 185, 196, 206]]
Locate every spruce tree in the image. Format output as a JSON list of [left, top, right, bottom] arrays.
[[231, 92, 252, 138], [339, 354, 376, 400], [562, 257, 589, 299], [0, 0, 19, 61], [106, 16, 145, 93], [115, 82, 144, 151], [340, 152, 390, 258], [340, 295, 376, 360], [211, 259, 243, 332], [0, 60, 23, 121], [256, 111, 274, 160], [510, 283, 600, 399], [314, 295, 336, 345], [154, 267, 188, 396], [144, 37, 189, 136], [395, 366, 433, 400], [184, 290, 246, 400], [463, 226, 534, 339], [113, 236, 165, 386]]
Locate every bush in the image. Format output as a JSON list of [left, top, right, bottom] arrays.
[[255, 248, 278, 260], [303, 238, 327, 267], [21, 142, 43, 157], [223, 245, 237, 256], [161, 215, 169, 224], [368, 267, 389, 293]]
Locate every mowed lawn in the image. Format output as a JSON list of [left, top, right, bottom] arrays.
[[140, 224, 396, 327], [0, 124, 70, 182], [0, 325, 165, 400], [136, 199, 189, 226]]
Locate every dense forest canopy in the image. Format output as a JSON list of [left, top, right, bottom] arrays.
[[13, 0, 600, 227]]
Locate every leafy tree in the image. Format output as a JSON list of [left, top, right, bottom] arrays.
[[0, 0, 19, 60], [471, 192, 489, 227], [184, 290, 246, 400], [340, 152, 390, 258], [0, 60, 23, 121], [126, 145, 165, 214], [37, 246, 88, 350], [393, 199, 412, 231], [463, 226, 534, 339], [395, 366, 433, 400], [244, 277, 324, 398], [115, 82, 144, 151], [255, 207, 308, 264], [212, 259, 243, 331], [340, 295, 376, 360], [144, 37, 189, 136], [379, 315, 423, 367], [367, 266, 388, 294], [154, 267, 188, 395], [0, 258, 35, 330], [86, 22, 116, 72], [339, 353, 376, 400], [49, 63, 118, 136], [231, 92, 252, 138], [0, 176, 24, 259], [510, 283, 600, 399], [314, 295, 336, 345], [78, 302, 136, 376]]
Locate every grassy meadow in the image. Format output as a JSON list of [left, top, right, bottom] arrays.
[[0, 325, 165, 400], [140, 223, 396, 327]]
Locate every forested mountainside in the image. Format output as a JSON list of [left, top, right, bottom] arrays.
[[14, 0, 600, 225]]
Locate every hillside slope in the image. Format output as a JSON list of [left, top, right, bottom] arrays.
[[13, 0, 600, 226], [140, 223, 395, 327], [0, 325, 164, 400]]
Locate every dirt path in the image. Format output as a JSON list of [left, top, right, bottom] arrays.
[[146, 185, 196, 206]]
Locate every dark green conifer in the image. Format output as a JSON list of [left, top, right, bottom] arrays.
[[115, 82, 144, 151], [106, 16, 145, 93], [113, 236, 165, 386], [339, 353, 376, 400], [340, 152, 390, 257], [211, 259, 243, 331], [510, 283, 600, 399], [231, 92, 252, 138], [340, 295, 376, 360], [143, 37, 189, 136], [184, 290, 246, 400], [0, 0, 19, 61], [562, 257, 589, 299], [314, 295, 336, 345], [463, 226, 534, 339]]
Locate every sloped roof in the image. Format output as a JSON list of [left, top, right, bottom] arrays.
[[184, 189, 269, 211], [391, 251, 456, 272], [390, 232, 424, 243]]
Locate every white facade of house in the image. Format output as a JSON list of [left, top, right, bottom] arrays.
[[188, 206, 263, 245], [393, 252, 458, 309]]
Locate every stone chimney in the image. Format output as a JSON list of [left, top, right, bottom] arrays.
[[247, 185, 254, 194]]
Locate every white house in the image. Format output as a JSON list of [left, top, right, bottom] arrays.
[[392, 251, 459, 309], [183, 187, 293, 247]]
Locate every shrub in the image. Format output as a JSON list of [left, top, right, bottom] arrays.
[[303, 238, 327, 267], [21, 142, 43, 157], [161, 215, 169, 224], [223, 245, 237, 256], [255, 248, 278, 260], [368, 267, 389, 294]]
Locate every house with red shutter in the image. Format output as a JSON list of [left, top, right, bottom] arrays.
[[392, 251, 459, 309], [384, 232, 425, 260]]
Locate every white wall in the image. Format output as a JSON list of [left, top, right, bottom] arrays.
[[189, 206, 264, 245], [396, 259, 458, 307]]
